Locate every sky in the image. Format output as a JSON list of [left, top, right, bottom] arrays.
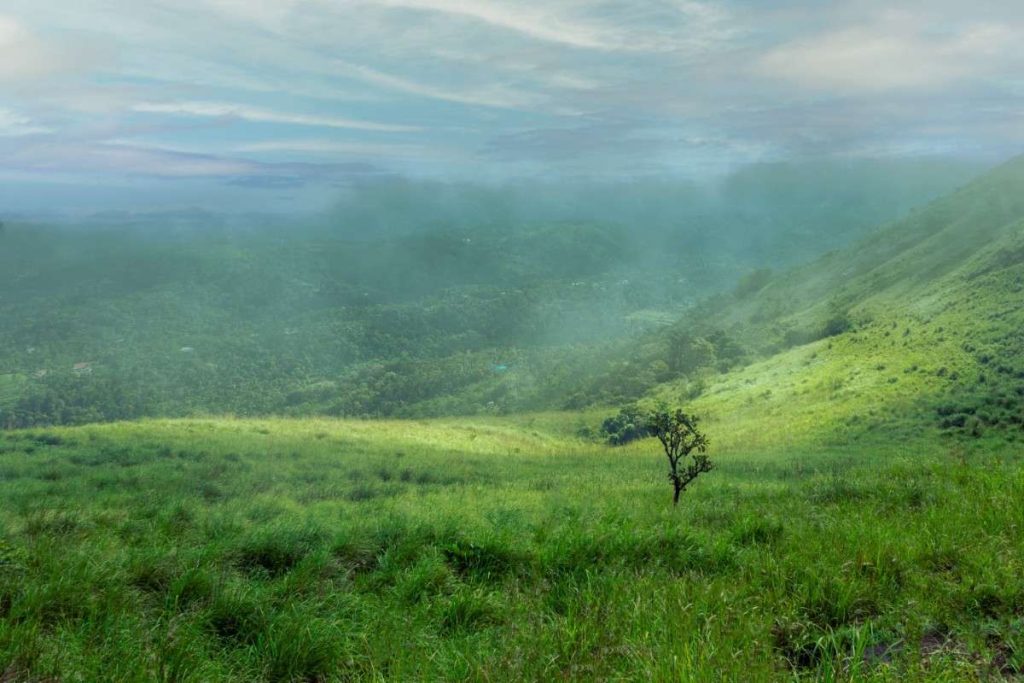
[[1, 0, 1022, 214]]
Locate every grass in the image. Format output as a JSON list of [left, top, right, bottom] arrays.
[[1, 416, 1022, 681]]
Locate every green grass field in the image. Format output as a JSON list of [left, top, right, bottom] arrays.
[[2, 415, 1022, 681]]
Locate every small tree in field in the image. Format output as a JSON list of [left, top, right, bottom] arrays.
[[645, 409, 711, 505]]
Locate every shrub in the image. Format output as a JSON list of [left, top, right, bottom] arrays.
[[599, 405, 652, 445]]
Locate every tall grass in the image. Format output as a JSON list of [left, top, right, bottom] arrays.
[[1, 417, 1021, 680]]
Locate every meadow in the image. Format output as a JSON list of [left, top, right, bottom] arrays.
[[1, 415, 1021, 681]]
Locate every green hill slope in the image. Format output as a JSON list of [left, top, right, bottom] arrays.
[[692, 155, 1024, 346], [641, 155, 1024, 445]]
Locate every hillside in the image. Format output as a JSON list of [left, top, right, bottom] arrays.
[[598, 155, 1024, 445], [699, 154, 1024, 346], [0, 158, 1018, 431], [0, 162, 972, 428]]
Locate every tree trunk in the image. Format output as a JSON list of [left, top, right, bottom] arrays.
[[673, 482, 682, 506]]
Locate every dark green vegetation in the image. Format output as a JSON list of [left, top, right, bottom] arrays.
[[0, 160, 977, 427], [3, 156, 1024, 680]]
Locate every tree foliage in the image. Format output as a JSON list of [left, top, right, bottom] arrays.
[[645, 408, 712, 505]]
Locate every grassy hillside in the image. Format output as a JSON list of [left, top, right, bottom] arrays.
[[599, 155, 1024, 445], [684, 154, 1024, 350], [654, 255, 1024, 449], [1, 416, 1022, 681]]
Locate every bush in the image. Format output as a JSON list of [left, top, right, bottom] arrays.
[[599, 405, 652, 445], [821, 313, 853, 338]]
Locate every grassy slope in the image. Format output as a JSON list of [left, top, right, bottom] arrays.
[[641, 155, 1024, 448], [702, 155, 1024, 340], [1, 417, 1022, 681]]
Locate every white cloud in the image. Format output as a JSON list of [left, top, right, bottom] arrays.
[[757, 16, 1022, 93], [2, 140, 259, 176], [425, 47, 601, 91], [194, 0, 305, 27], [370, 0, 613, 50], [0, 16, 61, 82], [131, 101, 420, 132]]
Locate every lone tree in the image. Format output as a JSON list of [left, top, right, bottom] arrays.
[[645, 408, 712, 505]]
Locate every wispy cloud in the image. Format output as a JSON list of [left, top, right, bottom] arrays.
[[235, 138, 457, 159], [0, 137, 388, 181], [0, 108, 50, 136], [131, 101, 421, 132], [1, 140, 256, 176], [370, 0, 615, 50], [331, 60, 544, 110], [369, 0, 731, 53]]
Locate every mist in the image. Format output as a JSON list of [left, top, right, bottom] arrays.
[[0, 155, 984, 425]]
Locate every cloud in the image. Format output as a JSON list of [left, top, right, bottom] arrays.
[[369, 0, 731, 54], [2, 0, 1023, 202], [0, 14, 104, 83], [0, 137, 388, 181], [193, 0, 305, 28], [131, 101, 421, 132], [235, 138, 460, 160], [330, 60, 545, 110], [0, 141, 256, 176], [0, 108, 51, 136], [757, 15, 1022, 93], [370, 0, 616, 50]]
